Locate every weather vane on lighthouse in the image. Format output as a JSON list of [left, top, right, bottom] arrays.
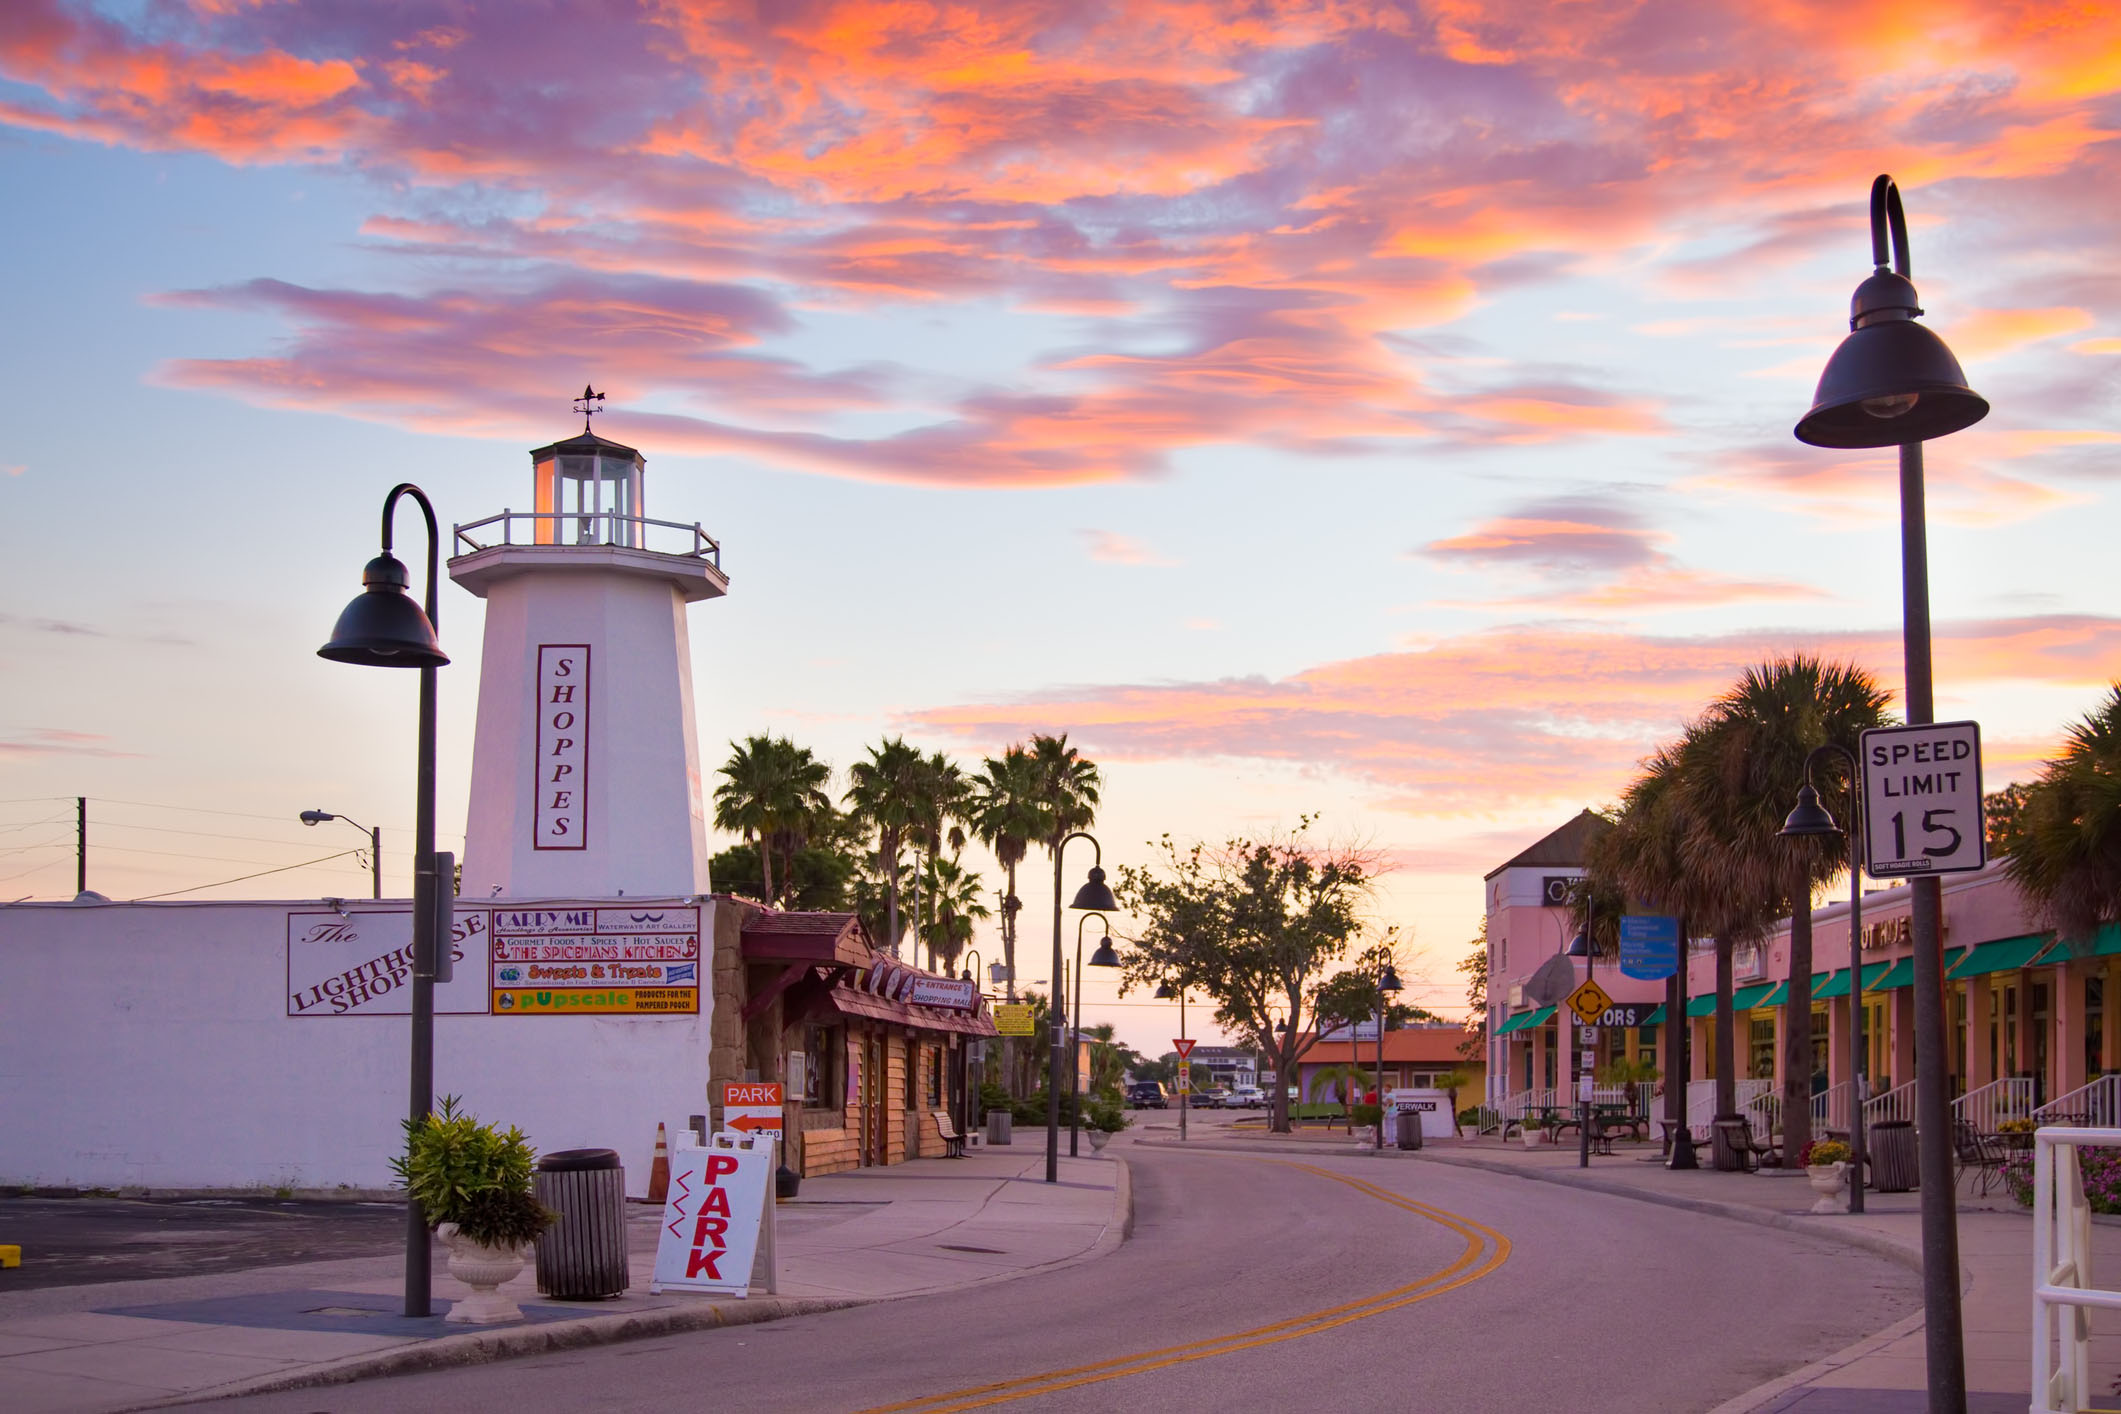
[[572, 384, 605, 434]]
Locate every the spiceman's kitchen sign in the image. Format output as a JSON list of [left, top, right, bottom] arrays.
[[286, 909, 493, 1017], [489, 905, 701, 1015]]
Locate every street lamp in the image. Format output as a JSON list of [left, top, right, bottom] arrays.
[[1067, 913, 1120, 1156], [1568, 889, 1598, 1169], [960, 949, 983, 1137], [1047, 832, 1119, 1183], [1794, 174, 1985, 1414], [1782, 745, 1868, 1215], [300, 810, 382, 899], [317, 482, 449, 1318], [1375, 962, 1402, 1147], [1155, 979, 1193, 1142]]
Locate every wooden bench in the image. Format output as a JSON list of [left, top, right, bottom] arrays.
[[933, 1110, 966, 1158]]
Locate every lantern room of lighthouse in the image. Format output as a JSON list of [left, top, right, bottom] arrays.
[[448, 392, 727, 900]]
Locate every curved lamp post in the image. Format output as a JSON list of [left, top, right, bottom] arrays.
[[1794, 174, 1985, 1414], [1567, 891, 1599, 1168], [1375, 962, 1402, 1147], [317, 482, 448, 1318], [1047, 832, 1119, 1182], [300, 809, 382, 899], [1067, 913, 1121, 1156], [1782, 745, 1868, 1215]]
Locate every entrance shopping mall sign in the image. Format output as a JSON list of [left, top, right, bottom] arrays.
[[1860, 721, 1986, 878]]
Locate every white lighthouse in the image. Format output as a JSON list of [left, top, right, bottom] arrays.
[[449, 392, 727, 899]]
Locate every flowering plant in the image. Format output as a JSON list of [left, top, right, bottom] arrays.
[[1997, 1117, 2036, 1135], [2003, 1146, 2121, 1212], [1799, 1139, 1850, 1167]]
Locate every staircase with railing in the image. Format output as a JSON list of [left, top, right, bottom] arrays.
[[1955, 1076, 2037, 1134], [2035, 1074, 2121, 1129], [1863, 1079, 1918, 1127], [1687, 1077, 1770, 1134], [1811, 1081, 1853, 1133]]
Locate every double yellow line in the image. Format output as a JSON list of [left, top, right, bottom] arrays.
[[856, 1161, 1512, 1413]]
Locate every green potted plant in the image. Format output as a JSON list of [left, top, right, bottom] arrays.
[[1798, 1137, 1852, 1215], [393, 1096, 555, 1323], [1084, 1098, 1129, 1153]]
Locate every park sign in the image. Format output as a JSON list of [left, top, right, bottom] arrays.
[[721, 1081, 784, 1138], [992, 1004, 1035, 1036], [1860, 721, 1986, 878], [1618, 915, 1680, 982]]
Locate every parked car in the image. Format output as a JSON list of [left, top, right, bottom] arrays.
[[1230, 1085, 1265, 1108], [1196, 1089, 1231, 1109], [1125, 1081, 1169, 1109]]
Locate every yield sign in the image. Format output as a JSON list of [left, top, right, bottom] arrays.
[[1173, 1037, 1196, 1059], [1566, 978, 1613, 1028]]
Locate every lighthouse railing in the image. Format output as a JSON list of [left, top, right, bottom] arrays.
[[453, 511, 722, 569]]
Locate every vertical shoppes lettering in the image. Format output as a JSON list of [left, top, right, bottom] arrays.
[[535, 644, 590, 850]]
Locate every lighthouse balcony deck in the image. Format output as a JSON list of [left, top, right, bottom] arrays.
[[454, 509, 722, 568]]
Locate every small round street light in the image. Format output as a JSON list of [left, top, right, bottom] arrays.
[[1067, 913, 1119, 1157], [301, 810, 382, 899], [1047, 833, 1119, 1183], [1782, 747, 1868, 1217], [1153, 980, 1175, 1000]]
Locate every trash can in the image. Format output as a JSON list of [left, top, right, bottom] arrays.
[[986, 1111, 1012, 1145], [533, 1148, 629, 1299], [1870, 1120, 1918, 1193], [1395, 1110, 1423, 1151], [1710, 1116, 1748, 1172]]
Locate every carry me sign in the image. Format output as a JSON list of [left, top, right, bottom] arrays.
[[1860, 722, 1986, 878], [650, 1134, 776, 1297], [286, 909, 491, 1017]]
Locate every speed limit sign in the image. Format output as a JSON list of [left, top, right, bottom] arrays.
[[1860, 721, 1986, 878]]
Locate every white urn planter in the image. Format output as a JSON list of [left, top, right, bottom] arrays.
[[1523, 1125, 1547, 1149], [1805, 1163, 1849, 1215], [1088, 1129, 1113, 1152], [436, 1223, 530, 1324]]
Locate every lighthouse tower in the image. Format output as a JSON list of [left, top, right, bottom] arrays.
[[449, 391, 727, 898]]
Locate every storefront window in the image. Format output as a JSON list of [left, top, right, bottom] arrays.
[[1748, 1016, 1775, 1080], [803, 1024, 843, 1108], [2089, 976, 2105, 1077], [905, 1038, 920, 1108]]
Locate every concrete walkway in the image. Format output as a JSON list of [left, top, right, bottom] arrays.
[[0, 1148, 1127, 1413], [1142, 1123, 2102, 1412]]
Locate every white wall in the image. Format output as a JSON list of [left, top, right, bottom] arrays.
[[0, 897, 718, 1196]]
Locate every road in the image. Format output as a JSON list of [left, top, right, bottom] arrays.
[[0, 1196, 404, 1290], [208, 1130, 1916, 1413]]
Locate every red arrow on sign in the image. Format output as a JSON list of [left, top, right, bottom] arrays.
[[727, 1113, 783, 1133], [1173, 1038, 1195, 1058]]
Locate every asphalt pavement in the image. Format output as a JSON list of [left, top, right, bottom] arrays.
[[206, 1117, 1918, 1414], [0, 1197, 405, 1290]]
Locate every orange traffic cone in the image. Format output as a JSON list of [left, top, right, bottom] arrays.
[[648, 1122, 670, 1203]]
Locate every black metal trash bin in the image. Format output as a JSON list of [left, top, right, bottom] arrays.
[[1395, 1111, 1423, 1151], [1870, 1120, 1918, 1192], [534, 1148, 629, 1299], [1710, 1116, 1748, 1172], [986, 1111, 1012, 1145]]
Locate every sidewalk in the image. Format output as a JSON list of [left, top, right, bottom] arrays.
[[0, 1148, 1127, 1413], [1145, 1123, 2093, 1412]]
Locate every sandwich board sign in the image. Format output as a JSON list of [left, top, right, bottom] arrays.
[[1860, 721, 1985, 878], [722, 1081, 784, 1139], [650, 1132, 777, 1296]]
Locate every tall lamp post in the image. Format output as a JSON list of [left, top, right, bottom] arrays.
[[1068, 914, 1121, 1156], [1048, 832, 1119, 1183], [318, 483, 450, 1318], [1567, 894, 1597, 1170], [1781, 745, 1869, 1214], [300, 809, 382, 899], [1795, 174, 1987, 1414], [960, 949, 984, 1137], [1375, 962, 1403, 1147]]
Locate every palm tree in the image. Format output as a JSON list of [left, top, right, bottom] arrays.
[[1675, 657, 1891, 1157], [1030, 733, 1101, 933], [972, 747, 1044, 1002], [2005, 686, 2121, 951], [905, 751, 971, 966], [712, 735, 832, 906], [846, 737, 925, 954], [916, 854, 990, 973], [1309, 1060, 1373, 1131]]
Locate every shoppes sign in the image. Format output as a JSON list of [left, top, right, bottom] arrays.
[[286, 908, 492, 1017]]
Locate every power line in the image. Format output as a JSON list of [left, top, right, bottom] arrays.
[[0, 855, 68, 885], [134, 849, 366, 901], [83, 819, 363, 849], [87, 796, 464, 842]]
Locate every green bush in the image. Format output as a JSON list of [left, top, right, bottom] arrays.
[[1352, 1103, 1384, 1128], [1460, 1106, 1497, 1129], [392, 1096, 554, 1248], [1084, 1099, 1129, 1133]]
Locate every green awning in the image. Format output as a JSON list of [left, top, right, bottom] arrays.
[[1685, 983, 1775, 1018], [1759, 973, 1831, 1008], [1947, 934, 2055, 979], [1496, 1004, 1555, 1036], [1871, 949, 1967, 991], [1814, 961, 1893, 999], [1640, 1005, 1666, 1027]]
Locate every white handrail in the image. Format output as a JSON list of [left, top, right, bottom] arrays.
[[1811, 1081, 1852, 1132], [2032, 1126, 2121, 1412], [2036, 1075, 2121, 1129], [1864, 1079, 1918, 1127], [453, 510, 723, 566], [1955, 1076, 2036, 1134]]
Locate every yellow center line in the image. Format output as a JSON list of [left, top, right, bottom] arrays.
[[855, 1159, 1512, 1414]]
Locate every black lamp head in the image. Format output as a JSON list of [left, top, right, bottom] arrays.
[[1566, 932, 1590, 958], [299, 810, 333, 826], [961, 967, 975, 983], [1089, 937, 1121, 968], [1070, 866, 1121, 912], [1378, 964, 1403, 992], [1796, 270, 1988, 449], [1780, 782, 1843, 838], [318, 552, 448, 669], [1153, 980, 1175, 1000]]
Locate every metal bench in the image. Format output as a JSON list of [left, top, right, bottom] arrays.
[[933, 1110, 967, 1159]]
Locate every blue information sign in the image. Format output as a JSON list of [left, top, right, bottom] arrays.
[[1618, 915, 1680, 981]]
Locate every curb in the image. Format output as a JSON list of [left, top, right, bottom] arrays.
[[1410, 1150, 1925, 1276], [131, 1156, 1135, 1409]]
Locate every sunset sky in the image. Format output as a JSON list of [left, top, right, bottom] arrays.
[[5, 1, 2120, 1051]]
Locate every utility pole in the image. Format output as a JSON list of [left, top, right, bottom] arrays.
[[76, 797, 86, 895], [370, 825, 382, 900]]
